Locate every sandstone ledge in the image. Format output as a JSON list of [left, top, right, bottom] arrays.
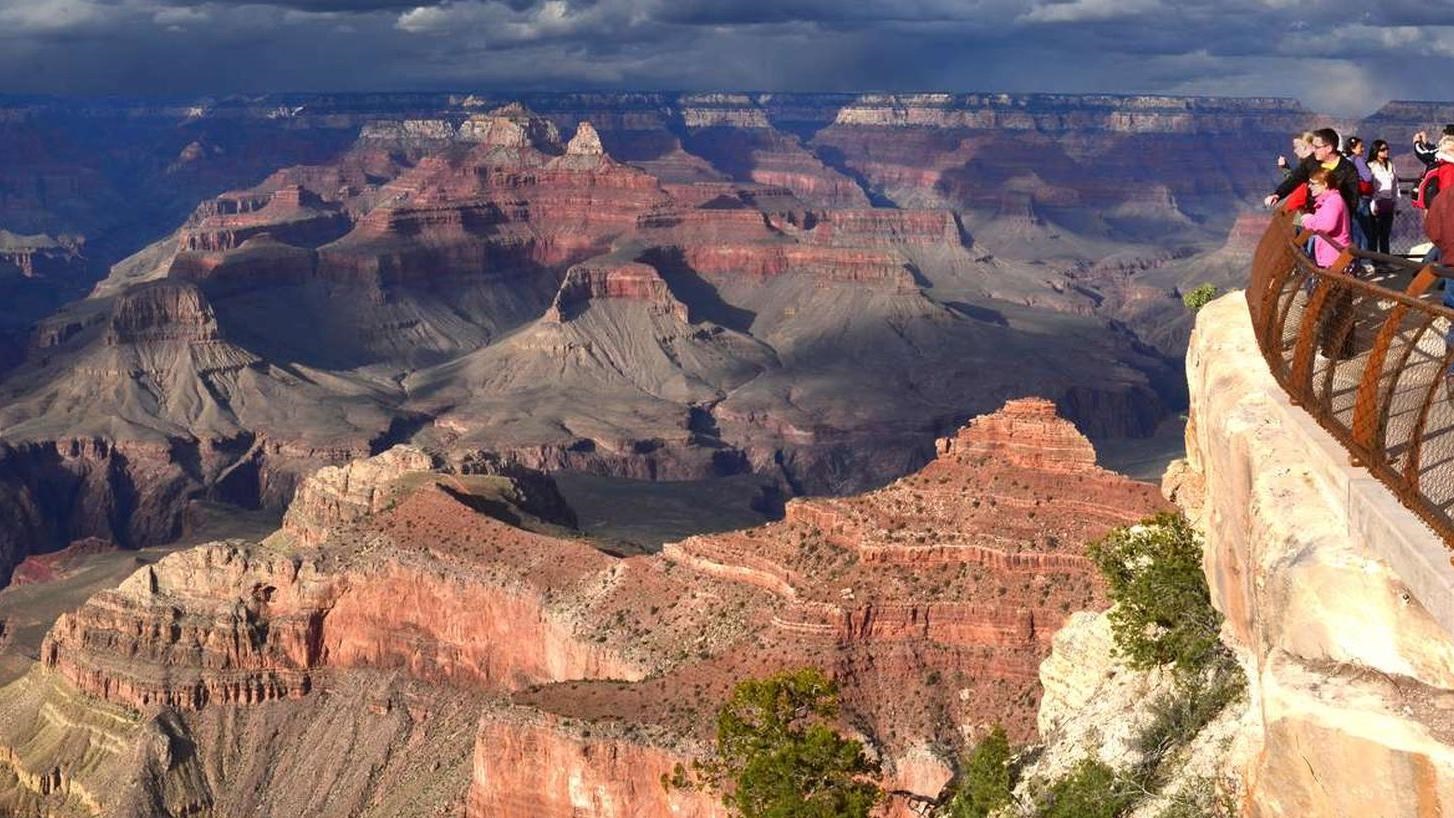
[[1183, 292, 1454, 816]]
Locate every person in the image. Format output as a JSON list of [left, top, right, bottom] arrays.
[[1344, 136, 1374, 250], [1277, 131, 1317, 214], [1266, 128, 1358, 216], [1414, 125, 1454, 169], [1368, 139, 1397, 254], [1426, 179, 1454, 392], [1278, 131, 1316, 174], [1301, 166, 1351, 268], [1414, 135, 1454, 214]]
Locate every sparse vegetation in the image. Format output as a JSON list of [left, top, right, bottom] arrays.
[[1151, 776, 1238, 818], [1035, 757, 1137, 818], [1182, 283, 1220, 313], [931, 514, 1244, 818], [1088, 512, 1224, 674], [1132, 666, 1243, 788], [941, 726, 1013, 818], [668, 667, 882, 818]]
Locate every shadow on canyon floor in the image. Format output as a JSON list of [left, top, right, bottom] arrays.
[[0, 502, 281, 685], [552, 471, 784, 554]]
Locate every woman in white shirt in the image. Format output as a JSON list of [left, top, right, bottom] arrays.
[[1368, 139, 1398, 254]]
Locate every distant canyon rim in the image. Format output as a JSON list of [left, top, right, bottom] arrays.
[[3, 89, 1453, 818], [0, 90, 1445, 580]]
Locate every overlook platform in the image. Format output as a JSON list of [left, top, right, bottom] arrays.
[[1192, 264, 1454, 818], [1248, 208, 1454, 545]]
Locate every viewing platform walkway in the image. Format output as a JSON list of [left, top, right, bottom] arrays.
[[1248, 209, 1454, 543]]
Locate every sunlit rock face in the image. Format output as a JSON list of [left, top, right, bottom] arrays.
[[0, 96, 1215, 581], [0, 398, 1167, 817], [1180, 293, 1454, 818]]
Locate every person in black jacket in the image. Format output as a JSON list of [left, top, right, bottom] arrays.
[[1265, 128, 1359, 214], [1414, 124, 1454, 169]]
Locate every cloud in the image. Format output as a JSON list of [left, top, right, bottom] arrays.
[[0, 0, 1441, 115], [152, 4, 209, 27], [0, 0, 113, 33], [1020, 0, 1165, 24]]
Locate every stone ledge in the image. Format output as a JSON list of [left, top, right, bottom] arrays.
[[1188, 291, 1454, 817], [1213, 291, 1454, 639]]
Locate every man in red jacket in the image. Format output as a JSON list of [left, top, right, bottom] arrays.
[[1425, 178, 1454, 393]]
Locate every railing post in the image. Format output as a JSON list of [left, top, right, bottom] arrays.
[[1352, 266, 1441, 454], [1246, 214, 1454, 545], [1290, 249, 1356, 399]]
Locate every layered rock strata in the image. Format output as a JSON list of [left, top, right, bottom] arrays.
[[0, 398, 1167, 817], [0, 97, 1194, 586], [470, 398, 1169, 817]]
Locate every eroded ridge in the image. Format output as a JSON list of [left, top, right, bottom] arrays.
[[0, 400, 1167, 817]]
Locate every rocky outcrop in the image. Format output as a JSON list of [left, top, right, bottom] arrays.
[[0, 398, 1172, 817], [41, 544, 330, 710], [717, 397, 1167, 570], [38, 482, 651, 714], [681, 243, 918, 289], [106, 280, 222, 344], [280, 445, 434, 546], [0, 231, 84, 280], [1179, 292, 1454, 817], [467, 709, 725, 818], [466, 399, 1168, 816], [8, 537, 116, 586], [176, 185, 349, 253], [543, 260, 689, 323], [827, 92, 1308, 133], [1020, 607, 1253, 818]]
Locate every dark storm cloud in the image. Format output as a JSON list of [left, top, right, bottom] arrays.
[[0, 0, 1451, 113]]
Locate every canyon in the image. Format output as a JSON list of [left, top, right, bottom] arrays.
[[3, 88, 1453, 813], [0, 92, 1267, 578], [0, 398, 1169, 817], [0, 90, 1354, 577]]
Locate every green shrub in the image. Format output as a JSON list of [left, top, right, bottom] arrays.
[[1089, 513, 1246, 809], [942, 726, 1013, 818], [1182, 283, 1220, 313], [1151, 776, 1237, 818], [1088, 512, 1223, 673], [1037, 758, 1136, 818], [703, 667, 882, 818], [1132, 659, 1244, 786]]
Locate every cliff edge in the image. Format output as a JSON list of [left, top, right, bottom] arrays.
[[1177, 292, 1454, 816]]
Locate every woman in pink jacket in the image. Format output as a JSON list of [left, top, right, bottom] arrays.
[[1301, 166, 1351, 268]]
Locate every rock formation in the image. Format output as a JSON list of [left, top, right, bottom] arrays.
[[0, 398, 1167, 817], [0, 100, 1191, 580], [280, 445, 434, 546], [1176, 292, 1454, 817]]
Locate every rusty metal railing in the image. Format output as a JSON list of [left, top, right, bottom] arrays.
[[1247, 209, 1454, 543]]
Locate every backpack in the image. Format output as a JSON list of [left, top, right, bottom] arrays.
[[1415, 163, 1454, 210]]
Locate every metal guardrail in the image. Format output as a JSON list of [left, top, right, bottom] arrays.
[[1247, 208, 1454, 543]]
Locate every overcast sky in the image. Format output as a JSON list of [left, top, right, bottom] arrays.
[[3, 0, 1453, 115]]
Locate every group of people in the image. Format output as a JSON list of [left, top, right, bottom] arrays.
[[1264, 124, 1454, 266]]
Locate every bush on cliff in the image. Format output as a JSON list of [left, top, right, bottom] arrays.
[[942, 726, 1013, 818], [1088, 512, 1245, 815], [1035, 757, 1137, 818], [1182, 283, 1219, 313], [1088, 512, 1223, 674], [699, 667, 882, 818]]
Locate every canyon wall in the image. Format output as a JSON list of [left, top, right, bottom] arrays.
[[0, 398, 1167, 818], [7, 88, 1354, 579], [1177, 293, 1454, 816]]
